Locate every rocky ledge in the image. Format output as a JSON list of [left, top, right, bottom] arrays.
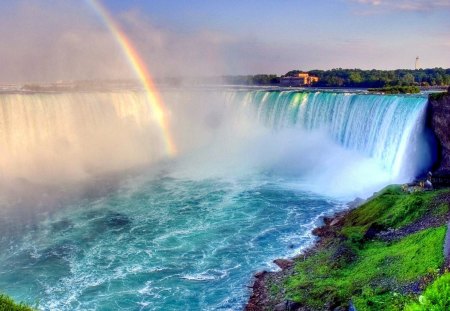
[[245, 88, 450, 310], [429, 86, 450, 172], [244, 210, 354, 311], [245, 186, 450, 310]]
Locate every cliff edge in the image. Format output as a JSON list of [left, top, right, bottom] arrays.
[[245, 186, 450, 310], [429, 87, 450, 173], [245, 89, 450, 310]]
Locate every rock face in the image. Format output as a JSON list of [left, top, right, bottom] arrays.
[[273, 259, 294, 270], [429, 87, 450, 172]]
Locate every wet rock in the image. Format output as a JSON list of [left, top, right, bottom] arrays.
[[444, 221, 450, 259], [287, 301, 301, 310], [363, 223, 383, 240], [274, 300, 302, 311], [323, 216, 334, 226], [245, 271, 269, 311], [429, 89, 450, 172], [330, 216, 343, 227], [312, 225, 333, 238], [431, 170, 450, 189], [245, 302, 259, 311], [254, 271, 267, 279], [348, 300, 357, 311], [312, 226, 326, 236], [273, 259, 294, 270], [331, 243, 357, 268], [274, 302, 286, 311]]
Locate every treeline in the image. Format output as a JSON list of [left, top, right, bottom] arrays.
[[222, 75, 280, 85], [286, 68, 450, 88], [220, 68, 450, 87]]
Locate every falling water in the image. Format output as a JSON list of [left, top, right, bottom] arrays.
[[0, 89, 434, 310]]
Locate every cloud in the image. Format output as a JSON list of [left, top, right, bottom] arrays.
[[0, 1, 134, 83], [0, 1, 236, 83], [352, 0, 450, 12], [0, 0, 448, 83], [117, 9, 234, 78], [0, 1, 327, 82]]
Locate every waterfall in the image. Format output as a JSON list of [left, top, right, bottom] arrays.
[[0, 89, 432, 186], [0, 92, 165, 182], [0, 89, 435, 311], [227, 90, 431, 179]]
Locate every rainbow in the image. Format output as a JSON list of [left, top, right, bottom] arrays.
[[86, 0, 177, 156]]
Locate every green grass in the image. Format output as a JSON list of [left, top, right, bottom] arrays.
[[432, 203, 450, 218], [0, 294, 35, 311], [339, 186, 437, 242], [285, 226, 446, 310], [351, 226, 445, 310], [429, 92, 447, 101], [404, 273, 450, 311], [281, 186, 450, 310], [367, 86, 420, 94]]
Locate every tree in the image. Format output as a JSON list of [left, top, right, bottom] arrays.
[[349, 72, 363, 85], [402, 73, 415, 85]]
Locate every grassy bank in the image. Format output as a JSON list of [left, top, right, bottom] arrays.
[[257, 186, 450, 310], [0, 294, 34, 311]]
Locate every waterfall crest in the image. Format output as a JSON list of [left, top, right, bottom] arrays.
[[228, 90, 430, 179], [0, 92, 164, 182], [0, 89, 432, 185]]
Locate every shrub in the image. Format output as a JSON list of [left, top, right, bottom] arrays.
[[0, 294, 35, 311], [404, 273, 450, 311]]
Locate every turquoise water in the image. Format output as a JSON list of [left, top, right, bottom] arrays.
[[0, 170, 342, 310], [0, 90, 431, 310], [229, 91, 430, 177]]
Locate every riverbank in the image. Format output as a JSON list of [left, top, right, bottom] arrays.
[[0, 294, 34, 310], [245, 87, 450, 311], [245, 185, 450, 310]]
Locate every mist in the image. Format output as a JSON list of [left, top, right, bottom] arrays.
[[0, 89, 421, 206], [0, 1, 235, 84], [0, 86, 432, 311], [2, 87, 431, 182], [0, 1, 433, 217]]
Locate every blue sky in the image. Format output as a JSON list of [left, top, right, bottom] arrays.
[[0, 0, 449, 82], [100, 0, 450, 70]]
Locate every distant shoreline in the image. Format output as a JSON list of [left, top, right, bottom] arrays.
[[1, 83, 446, 95]]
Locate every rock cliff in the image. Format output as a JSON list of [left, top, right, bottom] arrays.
[[429, 87, 450, 173]]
